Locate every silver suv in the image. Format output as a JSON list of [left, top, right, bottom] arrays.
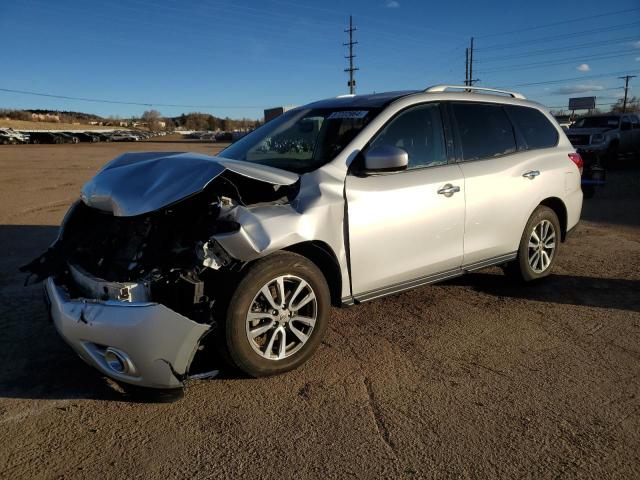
[[25, 85, 583, 391]]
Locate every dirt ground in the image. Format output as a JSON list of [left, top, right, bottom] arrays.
[[0, 138, 638, 479]]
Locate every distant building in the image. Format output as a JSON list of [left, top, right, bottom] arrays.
[[31, 113, 60, 122], [264, 105, 295, 123]]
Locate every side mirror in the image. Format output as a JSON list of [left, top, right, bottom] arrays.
[[364, 145, 408, 173]]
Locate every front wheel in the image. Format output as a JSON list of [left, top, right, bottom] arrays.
[[504, 206, 561, 282], [223, 252, 330, 377]]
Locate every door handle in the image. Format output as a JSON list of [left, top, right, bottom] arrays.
[[437, 184, 460, 197], [522, 170, 540, 180]]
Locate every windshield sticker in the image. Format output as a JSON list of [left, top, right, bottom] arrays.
[[328, 110, 369, 119]]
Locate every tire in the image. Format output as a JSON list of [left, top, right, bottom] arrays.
[[222, 251, 330, 377], [504, 205, 561, 282], [31, 139, 39, 144]]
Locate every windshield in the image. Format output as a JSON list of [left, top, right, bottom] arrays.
[[219, 108, 379, 173], [572, 116, 619, 129]]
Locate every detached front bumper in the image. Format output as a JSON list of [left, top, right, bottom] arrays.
[[44, 277, 210, 389]]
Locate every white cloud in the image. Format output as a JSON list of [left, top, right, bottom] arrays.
[[551, 84, 604, 95], [633, 40, 640, 48], [636, 56, 640, 62], [385, 0, 400, 7], [576, 63, 590, 72]]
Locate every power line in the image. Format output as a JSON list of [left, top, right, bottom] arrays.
[[477, 21, 640, 51], [477, 35, 639, 63], [475, 6, 640, 38], [344, 15, 359, 94], [0, 87, 268, 109], [478, 50, 637, 74], [501, 69, 640, 88]]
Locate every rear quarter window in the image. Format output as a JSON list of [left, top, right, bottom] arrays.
[[505, 105, 559, 150]]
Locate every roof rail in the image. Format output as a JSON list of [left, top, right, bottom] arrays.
[[424, 84, 526, 99]]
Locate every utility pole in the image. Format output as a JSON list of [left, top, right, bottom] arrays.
[[618, 75, 636, 113], [344, 15, 359, 94], [468, 37, 478, 86], [465, 48, 469, 86]]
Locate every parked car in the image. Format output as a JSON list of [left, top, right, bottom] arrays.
[[29, 132, 64, 144], [53, 132, 79, 144], [0, 128, 29, 144], [110, 132, 139, 142], [23, 85, 583, 392], [0, 132, 18, 144], [92, 132, 113, 142], [66, 132, 99, 143]]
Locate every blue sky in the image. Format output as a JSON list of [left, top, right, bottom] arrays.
[[1, 0, 639, 119]]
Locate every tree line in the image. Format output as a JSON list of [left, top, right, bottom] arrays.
[[1, 108, 262, 131]]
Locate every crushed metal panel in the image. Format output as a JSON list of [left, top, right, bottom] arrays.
[[80, 152, 298, 217], [45, 277, 210, 389], [69, 263, 151, 302]]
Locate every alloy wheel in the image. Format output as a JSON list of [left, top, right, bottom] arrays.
[[528, 219, 556, 273], [245, 275, 318, 360]]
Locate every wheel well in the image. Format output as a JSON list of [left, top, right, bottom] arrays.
[[284, 241, 342, 306], [539, 197, 568, 241]]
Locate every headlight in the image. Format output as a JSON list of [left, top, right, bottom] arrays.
[[591, 133, 604, 144]]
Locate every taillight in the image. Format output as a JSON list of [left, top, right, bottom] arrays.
[[568, 152, 583, 174]]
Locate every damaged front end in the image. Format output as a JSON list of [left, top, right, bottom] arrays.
[[23, 152, 300, 389]]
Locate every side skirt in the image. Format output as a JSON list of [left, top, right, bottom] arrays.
[[342, 252, 517, 305]]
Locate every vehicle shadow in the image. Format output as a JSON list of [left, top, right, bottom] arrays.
[[444, 270, 640, 313]]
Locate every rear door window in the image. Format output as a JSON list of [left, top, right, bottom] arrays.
[[451, 103, 517, 161], [505, 105, 559, 149]]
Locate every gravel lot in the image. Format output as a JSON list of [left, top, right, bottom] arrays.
[[0, 138, 638, 479]]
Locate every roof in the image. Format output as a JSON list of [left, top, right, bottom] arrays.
[[304, 90, 419, 109]]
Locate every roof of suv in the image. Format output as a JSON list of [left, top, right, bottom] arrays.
[[305, 90, 419, 109], [304, 86, 540, 111]]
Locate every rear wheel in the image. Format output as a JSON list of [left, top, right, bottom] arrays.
[[222, 252, 330, 377], [504, 206, 560, 282]]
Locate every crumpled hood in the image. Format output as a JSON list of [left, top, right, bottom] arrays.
[[80, 151, 299, 217]]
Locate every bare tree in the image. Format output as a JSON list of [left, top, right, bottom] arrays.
[[610, 96, 639, 113], [184, 113, 209, 130], [142, 110, 162, 130], [162, 117, 176, 131]]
